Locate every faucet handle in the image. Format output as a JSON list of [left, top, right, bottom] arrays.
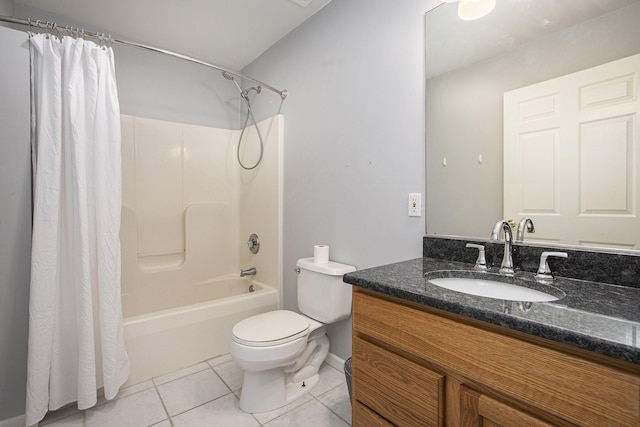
[[466, 243, 487, 271], [535, 252, 568, 282]]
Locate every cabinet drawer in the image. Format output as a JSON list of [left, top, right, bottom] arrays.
[[353, 400, 395, 427], [460, 385, 555, 427], [353, 290, 640, 427], [353, 336, 444, 427]]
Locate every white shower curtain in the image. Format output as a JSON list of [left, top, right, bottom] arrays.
[[25, 33, 129, 426]]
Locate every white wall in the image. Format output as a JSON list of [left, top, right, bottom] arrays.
[[0, 24, 30, 422], [243, 0, 438, 359]]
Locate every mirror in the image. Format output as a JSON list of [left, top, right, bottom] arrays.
[[425, 0, 640, 251]]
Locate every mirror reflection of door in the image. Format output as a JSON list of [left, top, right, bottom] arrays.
[[504, 54, 640, 250]]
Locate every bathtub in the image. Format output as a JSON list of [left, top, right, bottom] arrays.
[[122, 277, 278, 386]]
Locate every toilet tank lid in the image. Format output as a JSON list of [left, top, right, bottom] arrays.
[[296, 257, 356, 275]]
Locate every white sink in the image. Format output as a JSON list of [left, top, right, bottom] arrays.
[[428, 277, 560, 302]]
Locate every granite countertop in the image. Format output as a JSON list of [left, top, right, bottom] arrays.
[[344, 257, 640, 365]]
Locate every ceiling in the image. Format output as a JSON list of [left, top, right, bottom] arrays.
[[15, 0, 332, 71], [426, 0, 639, 78]]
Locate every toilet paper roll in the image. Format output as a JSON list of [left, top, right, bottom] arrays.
[[313, 245, 329, 264]]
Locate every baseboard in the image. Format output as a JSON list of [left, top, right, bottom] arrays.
[[324, 352, 346, 372], [0, 414, 25, 427]]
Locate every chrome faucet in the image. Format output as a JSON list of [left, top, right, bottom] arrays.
[[516, 218, 535, 242], [490, 220, 514, 276], [240, 267, 257, 277]]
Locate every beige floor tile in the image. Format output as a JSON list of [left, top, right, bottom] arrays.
[[157, 368, 231, 416], [310, 363, 347, 397], [207, 353, 233, 367], [116, 380, 155, 399], [41, 413, 84, 427], [213, 360, 244, 391], [85, 388, 167, 427], [252, 393, 314, 425], [171, 393, 259, 427], [317, 382, 352, 425], [153, 362, 210, 386], [264, 399, 349, 427]]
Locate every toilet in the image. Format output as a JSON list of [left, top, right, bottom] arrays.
[[231, 257, 356, 413]]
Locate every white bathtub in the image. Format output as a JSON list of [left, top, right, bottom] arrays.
[[122, 278, 278, 386]]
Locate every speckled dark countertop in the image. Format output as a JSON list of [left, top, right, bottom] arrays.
[[344, 257, 640, 365]]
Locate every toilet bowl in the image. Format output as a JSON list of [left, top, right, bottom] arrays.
[[230, 257, 356, 413], [231, 310, 328, 413]]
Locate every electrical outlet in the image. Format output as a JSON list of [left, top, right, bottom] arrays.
[[409, 193, 421, 217]]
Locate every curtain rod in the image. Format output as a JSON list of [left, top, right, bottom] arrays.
[[0, 14, 288, 100]]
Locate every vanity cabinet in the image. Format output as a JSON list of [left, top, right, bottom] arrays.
[[351, 289, 640, 427]]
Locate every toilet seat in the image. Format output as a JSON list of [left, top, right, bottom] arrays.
[[233, 310, 310, 347]]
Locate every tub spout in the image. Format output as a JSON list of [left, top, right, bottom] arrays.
[[240, 267, 256, 277]]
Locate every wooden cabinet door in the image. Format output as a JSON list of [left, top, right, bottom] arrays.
[[353, 336, 444, 427], [460, 385, 559, 427], [352, 400, 395, 427]]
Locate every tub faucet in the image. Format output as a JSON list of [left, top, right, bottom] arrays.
[[240, 267, 257, 277], [490, 220, 514, 276]]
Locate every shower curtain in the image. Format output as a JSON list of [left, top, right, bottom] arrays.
[[25, 33, 129, 426]]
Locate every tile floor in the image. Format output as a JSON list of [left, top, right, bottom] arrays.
[[39, 355, 352, 427]]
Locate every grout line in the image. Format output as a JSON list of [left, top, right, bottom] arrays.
[[250, 413, 263, 426], [152, 381, 172, 426], [158, 360, 237, 422], [152, 362, 211, 387], [164, 391, 236, 422], [312, 381, 352, 426]]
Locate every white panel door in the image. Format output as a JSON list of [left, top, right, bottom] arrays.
[[504, 54, 640, 249]]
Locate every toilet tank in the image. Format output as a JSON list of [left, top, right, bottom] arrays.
[[296, 257, 356, 323]]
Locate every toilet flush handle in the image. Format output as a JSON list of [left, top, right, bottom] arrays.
[[294, 267, 300, 274]]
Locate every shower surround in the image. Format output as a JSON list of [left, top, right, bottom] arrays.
[[119, 114, 283, 385]]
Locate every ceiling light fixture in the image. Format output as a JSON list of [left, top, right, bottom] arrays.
[[441, 0, 496, 21]]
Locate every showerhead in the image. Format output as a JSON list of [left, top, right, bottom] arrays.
[[222, 71, 262, 101]]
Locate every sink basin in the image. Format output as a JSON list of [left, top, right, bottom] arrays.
[[428, 277, 560, 302]]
